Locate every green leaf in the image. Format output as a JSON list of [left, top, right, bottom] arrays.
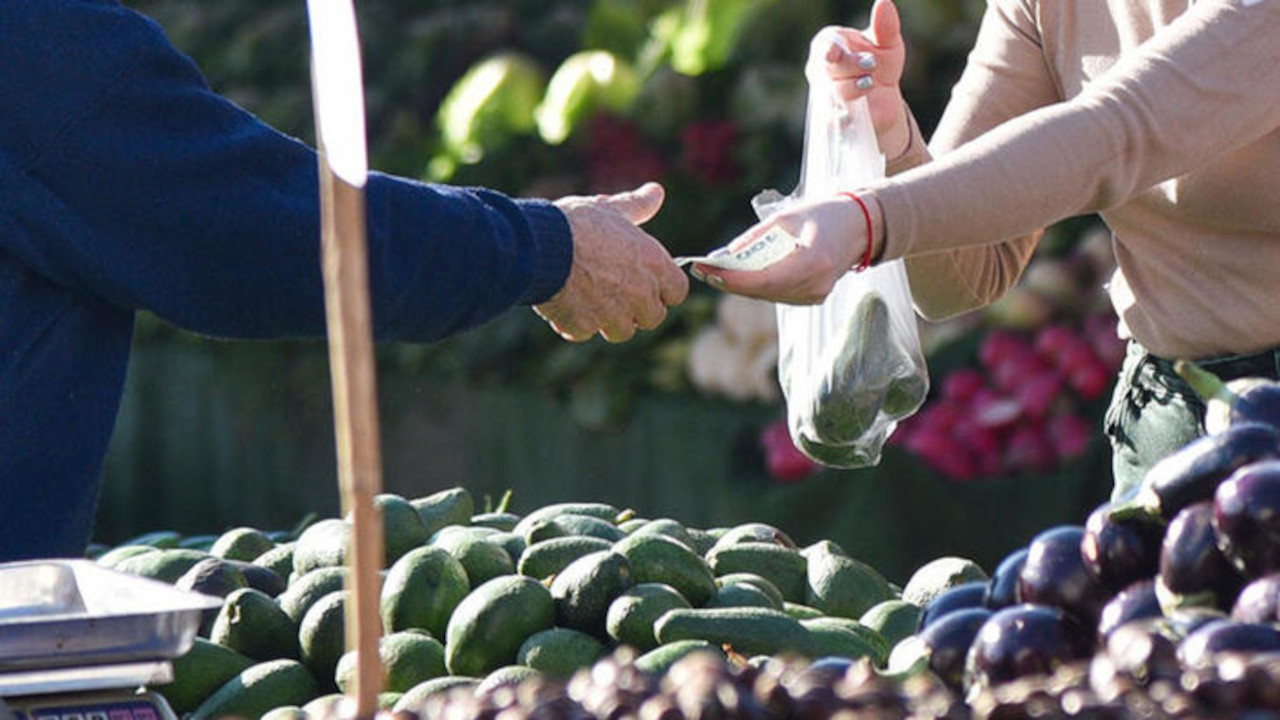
[[670, 0, 764, 76], [437, 52, 547, 164], [583, 0, 652, 57], [535, 51, 640, 145]]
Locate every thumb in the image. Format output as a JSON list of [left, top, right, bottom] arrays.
[[604, 182, 665, 225], [869, 0, 902, 48]]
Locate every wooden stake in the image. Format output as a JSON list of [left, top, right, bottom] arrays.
[[306, 1, 383, 716], [319, 172, 384, 719]]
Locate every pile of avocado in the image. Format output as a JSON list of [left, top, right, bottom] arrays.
[[92, 487, 976, 718]]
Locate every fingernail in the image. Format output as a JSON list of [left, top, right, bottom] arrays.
[[856, 76, 875, 91], [689, 267, 707, 282], [826, 42, 844, 63], [857, 52, 877, 70], [707, 274, 726, 288]]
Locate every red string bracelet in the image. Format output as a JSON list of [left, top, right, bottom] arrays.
[[839, 191, 875, 273]]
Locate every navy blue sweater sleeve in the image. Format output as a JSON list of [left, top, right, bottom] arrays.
[[0, 0, 572, 342]]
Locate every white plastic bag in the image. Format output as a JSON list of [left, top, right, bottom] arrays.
[[753, 28, 929, 468]]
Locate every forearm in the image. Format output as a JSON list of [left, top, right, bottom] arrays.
[[362, 177, 572, 341], [0, 0, 572, 343], [19, 119, 571, 344], [874, 0, 1280, 265], [878, 107, 1041, 319]]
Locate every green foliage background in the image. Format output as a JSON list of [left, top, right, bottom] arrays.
[[117, 0, 977, 238], [123, 0, 984, 195]]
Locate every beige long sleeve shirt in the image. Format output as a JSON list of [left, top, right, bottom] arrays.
[[868, 0, 1280, 360]]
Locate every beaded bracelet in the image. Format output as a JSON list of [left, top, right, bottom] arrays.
[[839, 191, 875, 273]]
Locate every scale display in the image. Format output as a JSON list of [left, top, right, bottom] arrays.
[[15, 700, 161, 719], [4, 691, 175, 720]]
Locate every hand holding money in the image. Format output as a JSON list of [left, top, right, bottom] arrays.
[[676, 226, 801, 271], [688, 193, 879, 306]]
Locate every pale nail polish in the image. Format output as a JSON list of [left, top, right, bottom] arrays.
[[857, 52, 877, 70]]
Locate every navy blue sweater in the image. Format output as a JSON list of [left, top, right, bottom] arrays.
[[0, 0, 573, 559]]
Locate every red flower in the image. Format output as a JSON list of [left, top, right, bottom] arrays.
[[759, 421, 819, 483], [586, 114, 665, 193], [680, 120, 740, 185]]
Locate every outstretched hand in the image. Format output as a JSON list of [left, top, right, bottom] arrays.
[[535, 182, 689, 343], [693, 195, 875, 306]]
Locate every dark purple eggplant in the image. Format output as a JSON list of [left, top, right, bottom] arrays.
[[918, 581, 987, 632], [1101, 619, 1182, 684], [916, 607, 991, 691], [1096, 579, 1161, 641], [1214, 460, 1280, 577], [983, 547, 1027, 610], [1159, 501, 1246, 612], [1244, 653, 1280, 709], [1158, 607, 1229, 640], [1177, 360, 1280, 435], [964, 604, 1094, 689], [1231, 574, 1280, 623], [1081, 503, 1163, 593], [1177, 619, 1280, 668], [1108, 422, 1280, 523], [1018, 526, 1108, 626], [795, 656, 855, 686]]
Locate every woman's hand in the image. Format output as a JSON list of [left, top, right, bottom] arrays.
[[822, 0, 910, 158], [692, 195, 875, 306], [689, 1, 901, 305]]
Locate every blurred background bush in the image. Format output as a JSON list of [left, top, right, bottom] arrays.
[[101, 0, 1116, 582]]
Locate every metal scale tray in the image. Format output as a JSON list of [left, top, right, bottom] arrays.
[[0, 559, 221, 674]]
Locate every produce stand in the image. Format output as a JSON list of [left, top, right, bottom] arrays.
[[81, 355, 1280, 718], [0, 560, 219, 718]]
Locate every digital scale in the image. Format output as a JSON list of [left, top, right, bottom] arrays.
[[0, 560, 222, 720]]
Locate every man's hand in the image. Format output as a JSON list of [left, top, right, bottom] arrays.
[[535, 182, 689, 343]]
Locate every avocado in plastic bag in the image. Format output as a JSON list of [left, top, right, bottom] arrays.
[[760, 28, 929, 468]]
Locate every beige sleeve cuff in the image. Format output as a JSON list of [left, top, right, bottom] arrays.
[[866, 179, 918, 264], [859, 107, 930, 266], [885, 107, 932, 176]]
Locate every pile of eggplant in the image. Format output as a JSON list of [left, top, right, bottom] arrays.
[[897, 362, 1280, 714]]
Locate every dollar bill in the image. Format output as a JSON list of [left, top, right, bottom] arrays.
[[675, 227, 799, 271]]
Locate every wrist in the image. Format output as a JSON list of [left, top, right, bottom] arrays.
[[864, 194, 886, 263], [838, 192, 877, 272], [881, 105, 913, 162], [517, 198, 575, 305]]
